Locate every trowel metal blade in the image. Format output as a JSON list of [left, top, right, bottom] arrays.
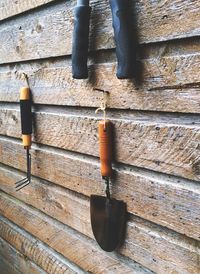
[[90, 195, 127, 252]]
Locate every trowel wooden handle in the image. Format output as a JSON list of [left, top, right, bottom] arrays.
[[20, 87, 32, 148], [99, 120, 113, 178]]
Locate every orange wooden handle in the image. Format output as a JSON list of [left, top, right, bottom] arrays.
[[22, 135, 32, 148], [98, 120, 113, 178], [20, 87, 30, 100]]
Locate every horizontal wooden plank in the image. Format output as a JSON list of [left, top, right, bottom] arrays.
[[0, 192, 153, 274], [0, 190, 199, 274], [0, 0, 106, 64], [0, 1, 200, 64], [0, 107, 200, 181], [0, 161, 200, 244], [0, 218, 85, 274], [0, 41, 200, 113], [0, 237, 45, 274], [0, 256, 21, 274], [136, 1, 200, 44], [0, 0, 55, 21], [0, 138, 200, 241]]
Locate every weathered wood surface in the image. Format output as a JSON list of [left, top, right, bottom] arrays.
[[1, 1, 200, 64], [1, 0, 200, 45], [0, 0, 200, 273], [0, 163, 200, 250], [0, 107, 200, 182], [0, 191, 153, 274], [0, 237, 46, 274], [0, 0, 56, 21], [0, 218, 85, 274], [0, 40, 200, 113], [136, 0, 200, 43], [0, 191, 199, 274], [0, 256, 21, 274], [0, 138, 200, 241]]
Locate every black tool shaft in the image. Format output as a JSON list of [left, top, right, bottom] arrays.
[[109, 0, 134, 79], [104, 177, 111, 201], [72, 0, 91, 79], [26, 148, 31, 180]]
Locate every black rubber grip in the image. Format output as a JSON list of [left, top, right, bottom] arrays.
[[109, 0, 134, 79], [20, 100, 32, 135], [72, 5, 91, 79]]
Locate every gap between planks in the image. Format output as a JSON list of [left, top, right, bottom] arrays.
[[0, 39, 200, 114], [0, 160, 200, 244], [0, 103, 200, 127], [0, 134, 199, 193], [0, 187, 199, 274], [0, 107, 199, 182], [0, 191, 154, 274], [0, 193, 198, 274], [0, 237, 46, 274], [0, 218, 86, 274], [0, 134, 200, 241], [0, 0, 200, 59]]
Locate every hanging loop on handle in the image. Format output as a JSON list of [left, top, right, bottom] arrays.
[[22, 72, 30, 88], [95, 104, 107, 130], [95, 88, 109, 130]]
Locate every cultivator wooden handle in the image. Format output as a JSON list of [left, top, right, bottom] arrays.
[[20, 87, 32, 148], [98, 120, 113, 178]]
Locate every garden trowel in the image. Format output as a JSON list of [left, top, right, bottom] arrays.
[[90, 120, 127, 252]]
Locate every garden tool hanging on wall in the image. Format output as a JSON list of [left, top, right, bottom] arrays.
[[90, 91, 127, 252], [72, 0, 91, 79], [15, 74, 32, 191], [109, 0, 135, 79], [72, 0, 135, 79]]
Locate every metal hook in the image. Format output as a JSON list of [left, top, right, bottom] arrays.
[[15, 71, 30, 88], [22, 73, 30, 88]]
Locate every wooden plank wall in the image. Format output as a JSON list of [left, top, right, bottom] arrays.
[[0, 0, 199, 273]]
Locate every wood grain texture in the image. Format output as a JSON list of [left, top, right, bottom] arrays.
[[0, 237, 46, 274], [0, 1, 200, 64], [0, 0, 200, 273], [0, 192, 153, 274], [0, 158, 200, 246], [136, 0, 200, 43], [0, 0, 56, 21], [0, 138, 200, 241], [0, 218, 85, 274], [0, 107, 200, 182], [0, 40, 200, 113], [0, 190, 199, 274], [0, 256, 21, 274]]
